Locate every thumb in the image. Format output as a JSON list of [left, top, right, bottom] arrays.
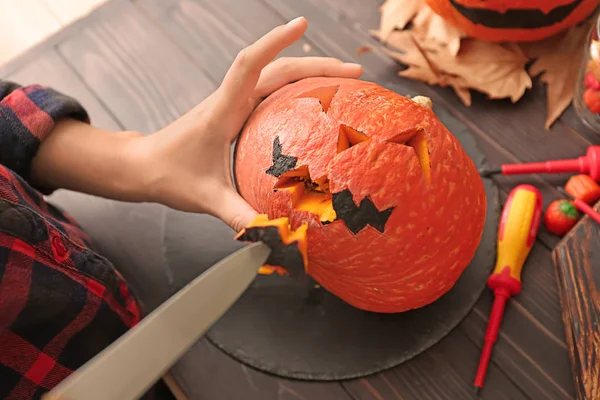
[[215, 190, 259, 232]]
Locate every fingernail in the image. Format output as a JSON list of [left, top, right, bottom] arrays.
[[343, 63, 363, 72], [287, 16, 305, 26]]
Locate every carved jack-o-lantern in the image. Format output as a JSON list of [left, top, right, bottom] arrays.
[[234, 77, 486, 313], [425, 0, 599, 42]]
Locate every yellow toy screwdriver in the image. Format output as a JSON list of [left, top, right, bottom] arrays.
[[474, 184, 543, 395]]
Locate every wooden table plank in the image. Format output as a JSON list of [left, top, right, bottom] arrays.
[[1, 49, 121, 131], [477, 239, 567, 345], [553, 102, 600, 146], [462, 287, 574, 399], [553, 209, 600, 400], [57, 1, 216, 134], [457, 236, 573, 399], [344, 329, 527, 400], [170, 339, 354, 400], [135, 0, 314, 84]]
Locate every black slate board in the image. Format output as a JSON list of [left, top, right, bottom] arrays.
[[209, 81, 500, 381]]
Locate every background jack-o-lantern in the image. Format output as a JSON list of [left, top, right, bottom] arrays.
[[425, 0, 600, 42], [234, 77, 487, 313]]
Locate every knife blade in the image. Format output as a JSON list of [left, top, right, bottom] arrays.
[[43, 241, 271, 400]]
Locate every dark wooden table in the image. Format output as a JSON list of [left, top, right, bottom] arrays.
[[2, 0, 594, 399]]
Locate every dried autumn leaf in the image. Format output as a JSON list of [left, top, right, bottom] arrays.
[[356, 46, 373, 55], [377, 0, 464, 55], [429, 39, 532, 103], [448, 80, 472, 106], [383, 33, 473, 105], [371, 0, 530, 105], [378, 0, 423, 41], [371, 30, 443, 84], [372, 0, 591, 130], [525, 19, 592, 129], [373, 28, 531, 106], [410, 6, 465, 56], [370, 30, 435, 70]]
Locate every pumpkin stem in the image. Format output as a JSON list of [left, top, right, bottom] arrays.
[[406, 129, 432, 184], [411, 95, 432, 109], [387, 127, 432, 183]]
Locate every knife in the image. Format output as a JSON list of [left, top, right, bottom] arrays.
[[43, 241, 271, 400]]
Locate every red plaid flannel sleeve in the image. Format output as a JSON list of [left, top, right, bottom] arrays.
[[0, 81, 163, 399], [0, 80, 89, 189]]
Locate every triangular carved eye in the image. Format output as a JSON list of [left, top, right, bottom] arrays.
[[406, 129, 431, 183], [387, 127, 431, 183], [387, 127, 422, 145], [296, 85, 340, 113], [337, 124, 369, 153]]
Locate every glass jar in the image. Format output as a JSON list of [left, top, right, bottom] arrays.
[[574, 13, 600, 131]]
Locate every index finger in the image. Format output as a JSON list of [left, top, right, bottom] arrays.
[[219, 17, 308, 100]]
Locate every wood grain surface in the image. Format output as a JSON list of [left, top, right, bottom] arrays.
[[554, 205, 600, 400], [343, 328, 528, 400], [135, 0, 313, 83], [2, 49, 121, 131], [0, 0, 594, 398], [58, 1, 216, 134]]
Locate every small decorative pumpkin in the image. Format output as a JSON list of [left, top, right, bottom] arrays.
[[425, 0, 599, 42], [234, 77, 487, 313], [565, 174, 600, 204]]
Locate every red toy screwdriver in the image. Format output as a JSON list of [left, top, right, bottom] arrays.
[[474, 185, 543, 395], [481, 145, 600, 181], [557, 186, 600, 224]]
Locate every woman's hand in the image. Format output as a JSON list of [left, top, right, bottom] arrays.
[[134, 17, 363, 231]]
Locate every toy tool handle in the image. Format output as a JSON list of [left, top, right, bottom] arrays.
[[574, 199, 600, 225], [501, 158, 588, 176], [500, 145, 600, 181], [493, 185, 543, 283]]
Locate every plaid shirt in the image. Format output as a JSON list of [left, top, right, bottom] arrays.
[[0, 80, 150, 399]]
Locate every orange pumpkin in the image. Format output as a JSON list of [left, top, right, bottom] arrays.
[[425, 0, 599, 42], [234, 77, 487, 313]]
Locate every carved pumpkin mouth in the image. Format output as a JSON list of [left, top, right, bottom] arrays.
[[450, 0, 583, 29]]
